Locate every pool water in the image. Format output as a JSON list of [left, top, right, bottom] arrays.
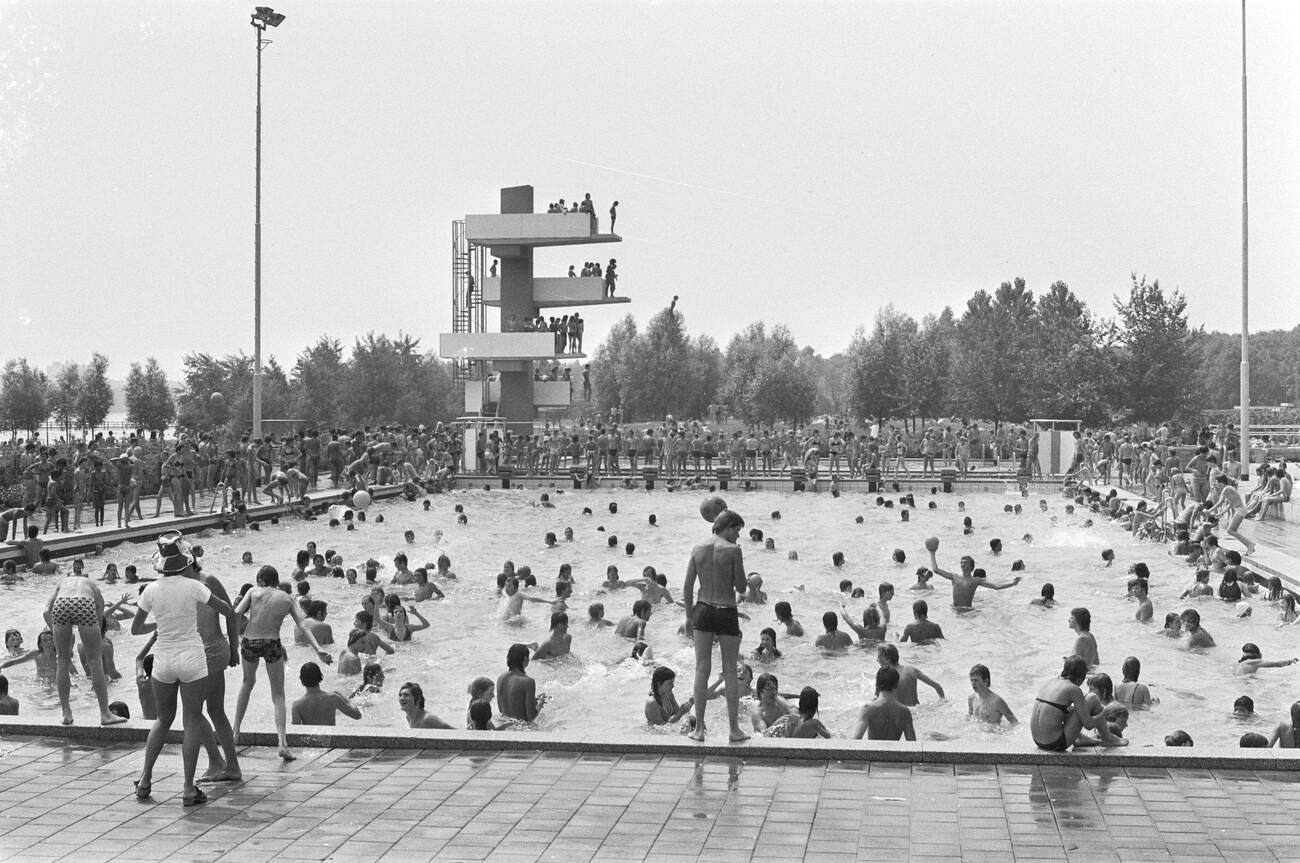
[[3, 485, 1291, 751]]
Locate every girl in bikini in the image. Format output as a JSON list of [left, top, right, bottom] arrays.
[[44, 568, 124, 727], [644, 666, 696, 731], [1030, 656, 1125, 752]]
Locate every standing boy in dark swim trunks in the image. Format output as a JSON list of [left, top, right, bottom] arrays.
[[232, 566, 332, 760], [683, 509, 750, 742]]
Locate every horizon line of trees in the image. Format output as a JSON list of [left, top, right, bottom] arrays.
[[0, 334, 460, 437], [4, 274, 1300, 436], [590, 274, 1300, 428]]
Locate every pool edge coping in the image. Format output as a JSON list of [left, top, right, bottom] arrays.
[[3, 717, 1296, 772]]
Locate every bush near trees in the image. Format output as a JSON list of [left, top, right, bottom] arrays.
[[175, 333, 458, 435]]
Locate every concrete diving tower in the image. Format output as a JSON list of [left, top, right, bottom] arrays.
[[477, 278, 630, 309], [439, 184, 627, 434]]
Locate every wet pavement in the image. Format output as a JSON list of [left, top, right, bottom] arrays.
[[1, 736, 1299, 862]]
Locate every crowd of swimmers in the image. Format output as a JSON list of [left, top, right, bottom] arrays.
[[1, 438, 1298, 807]]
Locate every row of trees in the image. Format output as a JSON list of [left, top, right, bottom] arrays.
[[1, 354, 116, 435], [590, 275, 1300, 427], [0, 354, 177, 436], [4, 275, 1298, 435], [0, 334, 459, 437], [174, 333, 457, 432]]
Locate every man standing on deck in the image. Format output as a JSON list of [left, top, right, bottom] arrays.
[[683, 503, 750, 743], [1208, 474, 1256, 556]]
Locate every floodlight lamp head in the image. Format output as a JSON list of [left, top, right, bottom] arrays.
[[251, 7, 285, 27]]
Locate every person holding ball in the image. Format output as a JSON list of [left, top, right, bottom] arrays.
[[926, 536, 1022, 610]]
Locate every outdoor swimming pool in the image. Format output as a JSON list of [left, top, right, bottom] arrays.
[[4, 484, 1291, 751]]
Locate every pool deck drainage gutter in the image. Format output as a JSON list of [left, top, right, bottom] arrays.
[[3, 717, 1296, 772]]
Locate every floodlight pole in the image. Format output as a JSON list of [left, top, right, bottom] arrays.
[[254, 19, 265, 440], [251, 8, 283, 439], [1239, 0, 1250, 480]]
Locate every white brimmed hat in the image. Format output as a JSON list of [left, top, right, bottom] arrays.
[[153, 531, 196, 574]]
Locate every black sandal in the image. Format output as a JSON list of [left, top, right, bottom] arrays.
[[182, 788, 208, 807], [133, 779, 151, 801]]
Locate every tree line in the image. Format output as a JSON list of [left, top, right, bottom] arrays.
[[0, 334, 458, 436], [590, 274, 1300, 427], [3, 274, 1298, 436]]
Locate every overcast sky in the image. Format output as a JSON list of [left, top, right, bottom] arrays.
[[2, 0, 1297, 379]]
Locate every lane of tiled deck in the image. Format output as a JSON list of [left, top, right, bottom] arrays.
[[2, 736, 1299, 863]]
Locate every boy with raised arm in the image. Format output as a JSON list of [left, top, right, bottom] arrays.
[[926, 538, 1021, 609]]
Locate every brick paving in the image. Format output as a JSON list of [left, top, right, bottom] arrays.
[[2, 736, 1300, 862]]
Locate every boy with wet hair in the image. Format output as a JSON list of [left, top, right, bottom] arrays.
[[615, 600, 653, 640], [814, 611, 853, 650], [900, 599, 944, 644], [774, 601, 804, 637], [587, 602, 614, 628], [290, 661, 361, 726], [877, 643, 944, 706], [531, 612, 572, 660], [854, 665, 916, 741], [967, 663, 1016, 725]]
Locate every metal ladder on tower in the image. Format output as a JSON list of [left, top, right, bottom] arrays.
[[451, 220, 480, 388]]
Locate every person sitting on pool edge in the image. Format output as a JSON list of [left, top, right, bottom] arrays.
[[1030, 655, 1126, 751]]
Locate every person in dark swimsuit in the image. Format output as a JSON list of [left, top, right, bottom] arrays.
[[683, 506, 750, 743], [1030, 655, 1126, 751]]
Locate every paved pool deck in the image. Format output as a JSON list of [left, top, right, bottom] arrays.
[[4, 735, 1300, 863]]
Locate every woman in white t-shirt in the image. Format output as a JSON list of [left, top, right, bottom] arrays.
[[131, 532, 235, 807]]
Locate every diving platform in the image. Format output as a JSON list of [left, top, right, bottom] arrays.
[[478, 277, 630, 309], [444, 184, 624, 435], [464, 379, 572, 412], [440, 332, 585, 361], [465, 213, 621, 254]]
